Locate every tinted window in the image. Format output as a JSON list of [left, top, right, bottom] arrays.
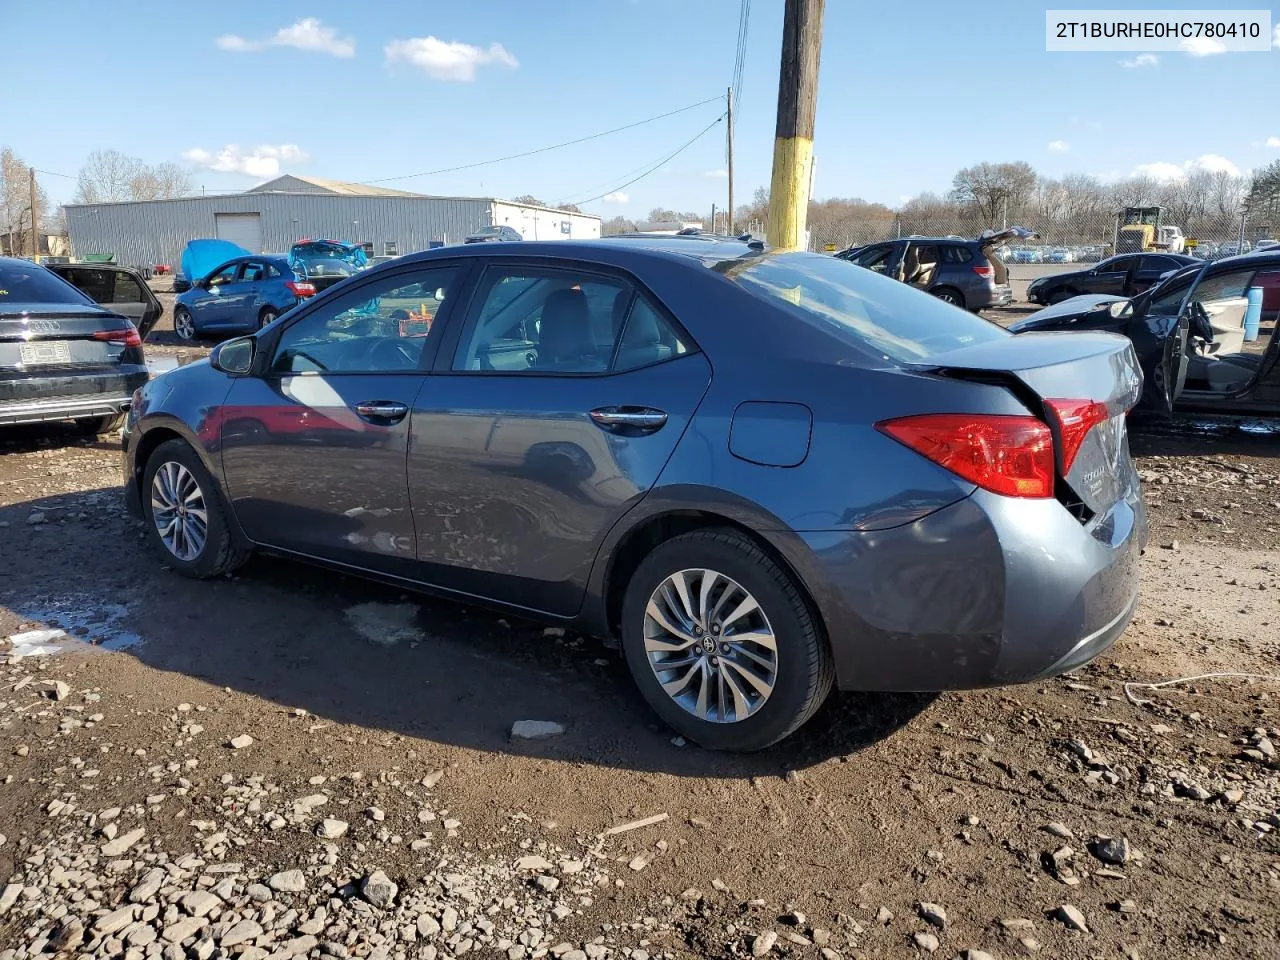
[[1148, 274, 1196, 315], [614, 297, 692, 372], [1190, 268, 1254, 306], [111, 272, 144, 303], [60, 267, 114, 304], [853, 244, 894, 270], [0, 263, 93, 305], [1100, 257, 1135, 273], [241, 262, 265, 282], [1140, 255, 1177, 272], [940, 245, 973, 264], [454, 267, 630, 373], [272, 266, 458, 374], [730, 252, 1006, 362]]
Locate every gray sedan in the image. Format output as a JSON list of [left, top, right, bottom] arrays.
[[122, 236, 1147, 751]]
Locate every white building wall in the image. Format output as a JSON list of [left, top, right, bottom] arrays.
[[490, 201, 602, 241]]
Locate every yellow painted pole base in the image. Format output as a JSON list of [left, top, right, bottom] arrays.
[[766, 136, 814, 252]]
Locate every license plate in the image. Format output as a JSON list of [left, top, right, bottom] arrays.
[[19, 340, 72, 365]]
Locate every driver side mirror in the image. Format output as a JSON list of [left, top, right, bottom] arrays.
[[210, 336, 255, 376]]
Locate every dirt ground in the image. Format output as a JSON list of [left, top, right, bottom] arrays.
[[1, 317, 1278, 959]]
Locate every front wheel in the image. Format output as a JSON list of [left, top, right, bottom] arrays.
[[142, 439, 249, 578], [174, 307, 196, 341], [620, 529, 833, 751]]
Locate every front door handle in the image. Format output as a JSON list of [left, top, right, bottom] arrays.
[[590, 406, 668, 434], [355, 400, 409, 423]]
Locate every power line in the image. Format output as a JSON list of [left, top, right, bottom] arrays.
[[34, 168, 76, 180], [569, 113, 727, 207], [731, 0, 751, 114], [362, 96, 724, 184]]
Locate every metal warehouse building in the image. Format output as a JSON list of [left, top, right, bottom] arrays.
[[63, 175, 602, 268]]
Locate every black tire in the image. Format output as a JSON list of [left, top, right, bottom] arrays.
[[142, 439, 249, 578], [258, 307, 278, 330], [174, 307, 197, 342], [931, 286, 966, 309], [619, 528, 834, 751], [76, 413, 125, 436]]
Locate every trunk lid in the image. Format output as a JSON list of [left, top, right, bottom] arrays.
[[906, 331, 1143, 516], [0, 303, 135, 373], [977, 226, 1038, 287]]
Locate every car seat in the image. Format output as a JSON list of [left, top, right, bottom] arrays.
[[536, 289, 601, 371]]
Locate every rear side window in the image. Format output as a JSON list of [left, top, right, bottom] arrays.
[[111, 273, 144, 303], [728, 252, 1006, 362], [940, 245, 973, 264], [614, 297, 692, 372], [0, 263, 93, 305]]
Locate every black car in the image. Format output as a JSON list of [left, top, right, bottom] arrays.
[[464, 225, 523, 243], [1026, 252, 1198, 305], [44, 263, 163, 340], [0, 257, 150, 433], [1011, 252, 1280, 415]]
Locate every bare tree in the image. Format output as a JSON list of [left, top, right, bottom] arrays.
[[130, 162, 194, 201], [0, 146, 49, 255], [949, 161, 1037, 227], [510, 194, 544, 207], [74, 150, 145, 203], [601, 216, 637, 236]]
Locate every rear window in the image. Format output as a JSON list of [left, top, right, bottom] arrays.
[[725, 252, 1007, 362], [0, 262, 94, 306]]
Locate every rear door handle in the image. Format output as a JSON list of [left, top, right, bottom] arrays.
[[355, 400, 409, 423], [590, 406, 668, 433]]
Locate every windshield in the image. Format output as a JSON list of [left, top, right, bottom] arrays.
[[0, 262, 94, 306], [724, 252, 1007, 362]]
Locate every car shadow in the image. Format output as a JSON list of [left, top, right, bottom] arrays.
[[0, 421, 121, 454], [1130, 417, 1280, 459], [0, 487, 936, 779]]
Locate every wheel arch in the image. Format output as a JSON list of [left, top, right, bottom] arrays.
[[596, 507, 824, 647]]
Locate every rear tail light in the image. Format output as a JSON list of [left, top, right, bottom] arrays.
[[1045, 398, 1110, 473], [285, 280, 316, 297], [972, 265, 993, 278], [876, 413, 1054, 498], [93, 326, 142, 348]]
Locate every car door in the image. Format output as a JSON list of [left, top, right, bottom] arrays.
[[54, 266, 162, 338], [192, 262, 243, 328], [1084, 256, 1134, 296], [218, 261, 468, 573], [407, 260, 711, 616]]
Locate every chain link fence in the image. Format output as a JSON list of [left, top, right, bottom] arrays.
[[806, 210, 1273, 261]]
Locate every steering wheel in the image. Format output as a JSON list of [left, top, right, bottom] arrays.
[[366, 338, 418, 369], [1186, 301, 1214, 345]]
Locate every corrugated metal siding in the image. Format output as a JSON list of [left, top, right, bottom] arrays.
[[64, 195, 493, 267]]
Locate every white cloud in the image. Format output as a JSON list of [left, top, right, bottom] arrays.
[[1130, 154, 1241, 182], [1047, 140, 1069, 153], [1119, 53, 1159, 68], [182, 144, 309, 178], [703, 168, 728, 179], [602, 192, 629, 204], [384, 36, 517, 81], [1274, 24, 1280, 48], [216, 18, 354, 57], [1180, 36, 1227, 57], [1268, 136, 1280, 148]]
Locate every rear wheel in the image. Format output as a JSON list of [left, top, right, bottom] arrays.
[[142, 439, 248, 578], [931, 286, 966, 309], [76, 414, 125, 436], [258, 307, 278, 330], [174, 307, 196, 341], [620, 529, 833, 751]]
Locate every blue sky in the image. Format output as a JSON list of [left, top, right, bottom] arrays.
[[5, 1, 1278, 216]]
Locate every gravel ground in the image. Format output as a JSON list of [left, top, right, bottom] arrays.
[[1, 302, 1279, 959]]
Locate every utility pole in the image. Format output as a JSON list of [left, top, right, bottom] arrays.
[[28, 167, 39, 259], [710, 203, 717, 235], [766, 0, 824, 251], [726, 85, 735, 236]]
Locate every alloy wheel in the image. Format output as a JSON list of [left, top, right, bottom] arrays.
[[260, 309, 277, 330], [643, 568, 778, 724], [150, 461, 208, 561], [175, 311, 195, 340]]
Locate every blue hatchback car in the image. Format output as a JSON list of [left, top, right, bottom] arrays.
[[174, 253, 315, 342]]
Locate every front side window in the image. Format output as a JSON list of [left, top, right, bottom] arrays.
[[272, 266, 459, 374], [207, 263, 240, 287], [1190, 268, 1253, 306], [454, 267, 630, 374], [1099, 257, 1134, 274]]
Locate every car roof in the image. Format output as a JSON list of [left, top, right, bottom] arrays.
[[383, 237, 766, 271]]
